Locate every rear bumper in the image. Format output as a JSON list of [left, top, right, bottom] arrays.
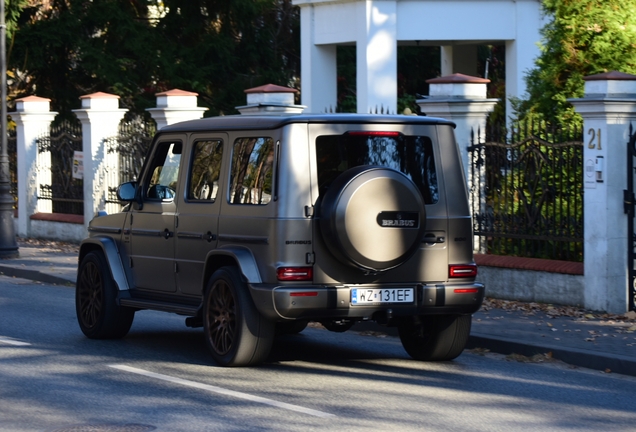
[[249, 282, 485, 321]]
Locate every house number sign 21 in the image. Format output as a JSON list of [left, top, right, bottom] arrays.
[[588, 128, 602, 150]]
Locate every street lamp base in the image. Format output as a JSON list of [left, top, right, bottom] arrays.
[[0, 246, 18, 258]]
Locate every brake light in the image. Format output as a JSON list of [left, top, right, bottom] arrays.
[[277, 267, 313, 281], [449, 264, 478, 278], [347, 131, 401, 137]]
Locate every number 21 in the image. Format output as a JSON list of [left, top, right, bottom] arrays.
[[588, 128, 602, 150]]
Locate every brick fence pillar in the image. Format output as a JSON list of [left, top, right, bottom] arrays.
[[416, 73, 498, 176], [73, 92, 128, 231], [146, 89, 207, 129], [570, 71, 636, 313], [10, 96, 57, 237]]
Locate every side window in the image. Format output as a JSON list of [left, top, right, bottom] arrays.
[[188, 139, 223, 201], [229, 137, 274, 205], [145, 141, 182, 201]]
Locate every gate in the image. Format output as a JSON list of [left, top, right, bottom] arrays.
[[37, 120, 84, 215], [624, 125, 636, 311]]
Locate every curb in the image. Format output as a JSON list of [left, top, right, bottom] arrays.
[[0, 264, 74, 286], [466, 334, 636, 378]]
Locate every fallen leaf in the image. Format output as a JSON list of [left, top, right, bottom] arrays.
[[604, 368, 612, 374]]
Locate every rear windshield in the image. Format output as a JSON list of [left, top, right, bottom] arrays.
[[316, 133, 439, 204]]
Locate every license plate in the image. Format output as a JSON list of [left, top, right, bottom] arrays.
[[351, 288, 414, 305]]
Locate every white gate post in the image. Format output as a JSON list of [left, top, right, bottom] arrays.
[[570, 71, 636, 313], [73, 92, 128, 231], [10, 96, 57, 237], [417, 74, 498, 253], [146, 89, 207, 129], [417, 74, 499, 175]]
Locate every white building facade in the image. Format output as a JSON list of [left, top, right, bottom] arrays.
[[292, 0, 545, 116]]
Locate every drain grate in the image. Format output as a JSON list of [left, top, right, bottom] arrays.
[[48, 424, 156, 432]]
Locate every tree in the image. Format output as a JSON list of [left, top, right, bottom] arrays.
[[520, 0, 636, 126], [7, 0, 300, 117]]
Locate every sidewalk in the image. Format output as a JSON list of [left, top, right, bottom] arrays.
[[1, 240, 636, 377]]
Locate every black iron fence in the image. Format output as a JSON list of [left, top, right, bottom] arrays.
[[468, 121, 584, 261], [105, 115, 155, 209], [37, 120, 84, 215]]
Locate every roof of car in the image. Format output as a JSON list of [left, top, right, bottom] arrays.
[[159, 113, 456, 133]]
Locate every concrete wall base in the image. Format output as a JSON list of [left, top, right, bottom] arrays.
[[29, 220, 86, 243], [479, 266, 584, 307]]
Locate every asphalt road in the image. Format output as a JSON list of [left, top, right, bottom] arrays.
[[1, 275, 636, 432]]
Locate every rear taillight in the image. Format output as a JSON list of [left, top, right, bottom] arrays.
[[449, 264, 478, 278], [277, 267, 313, 281]]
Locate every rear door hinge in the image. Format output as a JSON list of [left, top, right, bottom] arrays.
[[305, 205, 314, 218]]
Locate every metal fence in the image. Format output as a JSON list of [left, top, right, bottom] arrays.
[[104, 115, 155, 213], [468, 121, 584, 262], [37, 120, 84, 215]]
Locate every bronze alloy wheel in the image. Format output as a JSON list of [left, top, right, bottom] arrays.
[[75, 251, 134, 339], [206, 280, 236, 356], [77, 259, 104, 330], [203, 267, 274, 366]]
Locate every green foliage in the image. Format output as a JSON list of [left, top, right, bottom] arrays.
[[520, 0, 636, 125], [8, 0, 300, 117]]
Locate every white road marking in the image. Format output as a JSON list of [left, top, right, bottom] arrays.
[[109, 364, 336, 418], [0, 336, 31, 346]]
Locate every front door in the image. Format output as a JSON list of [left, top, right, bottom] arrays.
[[129, 138, 183, 293]]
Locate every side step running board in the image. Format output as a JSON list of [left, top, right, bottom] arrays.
[[120, 298, 200, 316]]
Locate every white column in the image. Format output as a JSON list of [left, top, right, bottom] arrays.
[[146, 89, 208, 129], [10, 96, 57, 237], [505, 0, 544, 118], [356, 0, 397, 114], [441, 45, 479, 77], [570, 71, 636, 313], [441, 46, 453, 77], [298, 5, 337, 113], [73, 92, 128, 230], [417, 74, 498, 175]]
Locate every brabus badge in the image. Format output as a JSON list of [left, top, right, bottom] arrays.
[[376, 212, 419, 228]]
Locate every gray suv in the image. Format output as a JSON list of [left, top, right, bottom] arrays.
[[75, 113, 484, 366]]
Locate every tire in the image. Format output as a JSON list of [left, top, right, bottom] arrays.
[[203, 267, 274, 366], [75, 251, 135, 339], [319, 166, 426, 272], [398, 315, 471, 361], [275, 320, 309, 336]]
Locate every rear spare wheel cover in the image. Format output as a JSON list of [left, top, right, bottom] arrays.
[[320, 166, 426, 271]]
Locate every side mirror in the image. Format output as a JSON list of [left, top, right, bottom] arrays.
[[116, 181, 137, 202]]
